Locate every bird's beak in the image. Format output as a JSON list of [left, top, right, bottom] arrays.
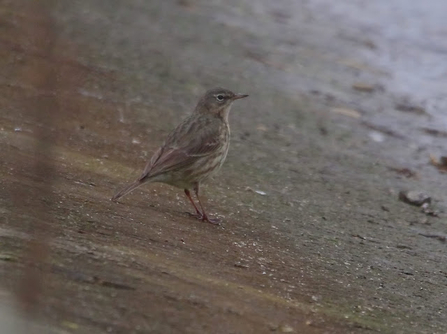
[[233, 93, 249, 100]]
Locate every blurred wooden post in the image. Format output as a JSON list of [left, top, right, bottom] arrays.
[[13, 0, 57, 319]]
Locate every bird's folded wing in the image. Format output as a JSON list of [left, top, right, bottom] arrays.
[[139, 127, 222, 180]]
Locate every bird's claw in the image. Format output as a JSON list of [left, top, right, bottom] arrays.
[[187, 212, 220, 225], [201, 215, 220, 225]]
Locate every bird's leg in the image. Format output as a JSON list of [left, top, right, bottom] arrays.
[[184, 189, 202, 217], [193, 184, 220, 225]]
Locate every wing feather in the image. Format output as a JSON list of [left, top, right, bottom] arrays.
[[139, 115, 223, 181]]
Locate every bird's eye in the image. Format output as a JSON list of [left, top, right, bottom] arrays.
[[216, 94, 225, 101]]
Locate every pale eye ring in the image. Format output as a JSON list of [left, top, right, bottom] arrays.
[[216, 94, 225, 101]]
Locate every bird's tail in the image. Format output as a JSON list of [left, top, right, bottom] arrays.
[[111, 179, 147, 202]]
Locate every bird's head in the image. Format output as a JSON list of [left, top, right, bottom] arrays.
[[194, 87, 248, 121]]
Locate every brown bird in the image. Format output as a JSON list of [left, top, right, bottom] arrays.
[[112, 87, 248, 224]]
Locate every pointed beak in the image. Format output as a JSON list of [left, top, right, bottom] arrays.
[[233, 93, 249, 100]]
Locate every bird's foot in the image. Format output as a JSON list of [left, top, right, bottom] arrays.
[[187, 212, 220, 225], [187, 211, 202, 219], [201, 214, 220, 225]]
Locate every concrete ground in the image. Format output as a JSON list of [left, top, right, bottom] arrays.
[[1, 1, 446, 333]]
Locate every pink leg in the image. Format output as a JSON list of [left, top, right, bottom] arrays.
[[193, 184, 220, 225], [184, 189, 202, 216]]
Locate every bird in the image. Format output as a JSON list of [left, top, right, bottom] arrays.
[[111, 87, 248, 224]]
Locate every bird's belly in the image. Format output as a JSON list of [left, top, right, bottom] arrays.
[[188, 145, 229, 183]]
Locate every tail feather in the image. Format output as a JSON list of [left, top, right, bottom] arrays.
[[111, 179, 145, 202]]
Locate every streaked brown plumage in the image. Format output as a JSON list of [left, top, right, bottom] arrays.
[[112, 87, 248, 224]]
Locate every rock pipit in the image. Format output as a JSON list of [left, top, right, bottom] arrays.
[[112, 87, 248, 224]]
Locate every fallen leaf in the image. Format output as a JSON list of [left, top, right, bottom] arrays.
[[419, 233, 446, 242], [388, 167, 418, 178], [279, 324, 295, 333], [62, 321, 79, 330], [245, 187, 267, 196], [422, 128, 447, 138], [361, 121, 404, 139], [430, 154, 447, 173], [256, 124, 268, 131], [331, 108, 361, 119], [352, 83, 375, 93], [395, 103, 426, 115]]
